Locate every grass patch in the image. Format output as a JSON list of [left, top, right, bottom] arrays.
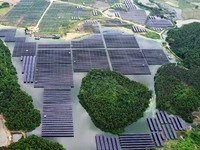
[[145, 31, 160, 39], [0, 7, 9, 14]]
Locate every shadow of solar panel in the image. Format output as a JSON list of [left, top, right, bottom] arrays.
[[108, 49, 151, 75], [71, 34, 104, 48], [103, 34, 139, 48], [142, 49, 169, 65], [72, 49, 110, 72], [13, 42, 36, 57], [42, 89, 74, 137]]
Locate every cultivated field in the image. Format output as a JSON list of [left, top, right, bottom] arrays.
[[0, 0, 49, 27], [39, 2, 96, 34], [61, 0, 119, 5], [154, 0, 200, 19]]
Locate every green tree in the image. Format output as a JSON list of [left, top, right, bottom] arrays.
[[8, 135, 65, 150], [78, 69, 152, 134], [0, 39, 41, 132]]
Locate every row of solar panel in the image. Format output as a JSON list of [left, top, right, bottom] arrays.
[[95, 135, 121, 150], [95, 133, 156, 150], [146, 110, 186, 147], [119, 133, 155, 150], [42, 89, 74, 137], [21, 56, 35, 83]]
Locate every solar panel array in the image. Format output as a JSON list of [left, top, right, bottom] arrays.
[[124, 0, 136, 9], [146, 18, 174, 28], [142, 49, 169, 65], [147, 110, 186, 147], [95, 135, 121, 150], [35, 44, 74, 137], [73, 49, 110, 72], [119, 133, 155, 150], [0, 29, 16, 42], [15, 37, 26, 42], [95, 110, 186, 150], [108, 49, 151, 75], [71, 34, 104, 48], [132, 26, 147, 33], [34, 48, 73, 89], [119, 10, 147, 25], [21, 56, 36, 83], [42, 88, 73, 137], [13, 41, 36, 57], [103, 33, 139, 48]]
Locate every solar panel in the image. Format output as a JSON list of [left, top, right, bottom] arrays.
[[38, 44, 70, 48], [72, 48, 110, 72], [104, 33, 139, 48], [119, 9, 147, 25], [108, 49, 151, 75], [142, 49, 169, 65], [147, 110, 185, 147], [146, 18, 174, 28], [71, 34, 104, 48], [95, 135, 121, 150], [0, 29, 16, 42], [42, 89, 74, 137], [13, 41, 36, 57], [34, 49, 73, 89], [119, 133, 155, 149]]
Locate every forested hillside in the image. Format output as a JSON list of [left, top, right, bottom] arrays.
[[78, 69, 152, 134], [155, 64, 200, 123], [8, 135, 65, 150], [166, 22, 200, 68], [0, 40, 41, 131]]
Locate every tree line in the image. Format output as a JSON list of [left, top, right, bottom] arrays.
[[0, 39, 40, 131], [166, 22, 200, 68], [155, 64, 200, 123]]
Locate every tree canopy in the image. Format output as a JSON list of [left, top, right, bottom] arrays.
[[0, 39, 41, 131], [8, 135, 65, 150], [155, 64, 200, 123], [166, 22, 200, 68], [78, 69, 152, 134]]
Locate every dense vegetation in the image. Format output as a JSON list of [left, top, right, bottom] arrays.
[[155, 64, 200, 123], [8, 135, 65, 150], [163, 126, 200, 150], [166, 22, 200, 68], [0, 40, 41, 131], [78, 69, 152, 134], [0, 2, 9, 8]]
